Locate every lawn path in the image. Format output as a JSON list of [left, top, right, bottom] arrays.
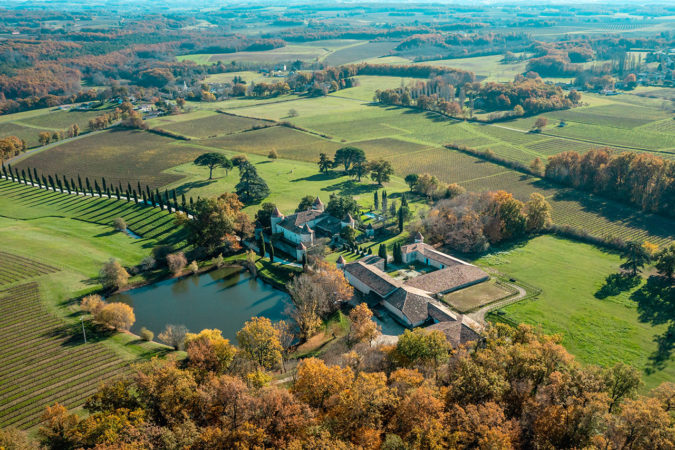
[[467, 282, 527, 324]]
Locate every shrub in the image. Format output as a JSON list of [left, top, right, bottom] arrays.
[[212, 253, 225, 268], [167, 252, 187, 275], [158, 324, 189, 350], [151, 245, 174, 267], [140, 255, 156, 271], [113, 217, 127, 231], [188, 260, 199, 274], [140, 327, 154, 342], [97, 302, 135, 331]]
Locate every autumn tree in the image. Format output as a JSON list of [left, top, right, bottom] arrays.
[[348, 303, 381, 345], [97, 302, 135, 331], [237, 317, 283, 370], [176, 193, 253, 253], [525, 192, 553, 231], [159, 324, 189, 350], [99, 259, 129, 290], [166, 252, 187, 275], [186, 329, 238, 375], [292, 358, 353, 411], [533, 117, 548, 131]]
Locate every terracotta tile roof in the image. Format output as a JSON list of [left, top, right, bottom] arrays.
[[401, 242, 468, 267], [404, 265, 488, 294], [426, 319, 482, 348], [344, 261, 401, 297], [385, 286, 433, 325]]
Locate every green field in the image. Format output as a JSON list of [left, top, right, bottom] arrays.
[[476, 235, 674, 389]]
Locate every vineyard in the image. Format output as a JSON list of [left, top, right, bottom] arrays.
[[0, 251, 58, 287], [0, 179, 186, 246], [0, 281, 129, 429]]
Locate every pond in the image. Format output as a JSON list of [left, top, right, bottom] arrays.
[[109, 267, 292, 341]]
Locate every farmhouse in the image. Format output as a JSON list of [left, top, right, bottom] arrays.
[[270, 197, 355, 261], [342, 234, 489, 332]]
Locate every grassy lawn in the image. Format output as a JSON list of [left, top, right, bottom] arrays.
[[475, 235, 674, 390], [163, 145, 411, 214], [442, 279, 516, 313]]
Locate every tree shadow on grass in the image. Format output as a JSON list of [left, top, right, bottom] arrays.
[[290, 171, 342, 183], [171, 179, 218, 197], [595, 273, 641, 299], [321, 179, 379, 196], [630, 276, 675, 372]]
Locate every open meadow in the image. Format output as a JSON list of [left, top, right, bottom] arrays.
[[475, 235, 675, 390]]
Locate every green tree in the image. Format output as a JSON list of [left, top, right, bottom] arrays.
[[194, 153, 232, 180], [318, 153, 332, 173], [394, 328, 451, 379], [620, 241, 650, 276], [405, 174, 419, 192], [255, 202, 278, 230], [296, 195, 315, 212], [369, 160, 394, 186], [235, 162, 270, 204], [326, 194, 359, 219], [334, 146, 365, 172], [349, 159, 370, 182], [374, 190, 379, 210], [378, 244, 388, 269], [258, 234, 266, 258], [655, 243, 675, 281]]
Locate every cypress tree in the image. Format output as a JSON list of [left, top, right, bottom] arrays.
[[258, 234, 266, 257], [137, 181, 142, 196], [149, 191, 155, 206], [78, 175, 83, 191], [115, 187, 121, 201], [374, 190, 379, 210], [33, 168, 39, 184], [181, 194, 187, 210], [128, 183, 133, 196], [145, 185, 151, 201], [398, 207, 404, 232], [378, 244, 388, 269], [63, 177, 70, 194], [269, 242, 275, 263], [7, 164, 14, 181], [41, 175, 47, 188], [2, 164, 7, 179], [21, 169, 26, 184], [102, 177, 107, 192], [382, 190, 388, 212], [28, 170, 34, 186], [47, 175, 55, 190], [94, 180, 101, 197], [71, 178, 77, 194], [134, 190, 139, 204], [401, 193, 408, 208], [56, 177, 63, 192], [106, 187, 111, 198], [158, 193, 164, 211], [125, 189, 130, 202]]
